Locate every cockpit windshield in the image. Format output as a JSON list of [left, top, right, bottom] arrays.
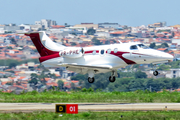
[[137, 44, 149, 49]]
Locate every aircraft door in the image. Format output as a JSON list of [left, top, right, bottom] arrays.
[[130, 45, 138, 55], [129, 45, 140, 62]]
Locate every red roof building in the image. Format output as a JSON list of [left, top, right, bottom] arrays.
[[157, 48, 168, 51], [46, 82, 58, 87], [51, 25, 65, 28]]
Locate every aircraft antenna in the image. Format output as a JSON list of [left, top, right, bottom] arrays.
[[118, 40, 122, 44]]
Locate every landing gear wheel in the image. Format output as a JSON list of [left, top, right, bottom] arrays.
[[109, 76, 116, 82], [88, 77, 95, 83], [153, 70, 159, 76]]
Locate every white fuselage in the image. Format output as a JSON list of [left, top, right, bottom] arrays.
[[41, 42, 173, 74]]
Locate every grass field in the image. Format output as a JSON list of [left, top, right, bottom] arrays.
[[0, 90, 180, 103], [1, 91, 180, 120], [0, 111, 180, 120]]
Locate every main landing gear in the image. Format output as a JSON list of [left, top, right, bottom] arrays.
[[88, 70, 95, 83], [109, 70, 116, 82], [153, 70, 159, 76], [109, 76, 116, 82], [87, 70, 117, 83], [88, 77, 95, 83]]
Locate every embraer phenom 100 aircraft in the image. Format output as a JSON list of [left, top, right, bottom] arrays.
[[24, 31, 174, 83]]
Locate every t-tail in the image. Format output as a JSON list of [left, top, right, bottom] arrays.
[[25, 31, 66, 62]]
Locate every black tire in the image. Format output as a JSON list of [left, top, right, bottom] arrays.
[[153, 71, 159, 76], [88, 77, 95, 83], [109, 76, 116, 82]]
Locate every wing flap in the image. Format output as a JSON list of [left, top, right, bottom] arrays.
[[58, 63, 112, 70]]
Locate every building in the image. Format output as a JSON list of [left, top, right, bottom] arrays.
[[153, 22, 163, 27], [156, 26, 173, 31], [110, 31, 126, 37], [29, 24, 43, 31], [35, 19, 57, 29], [74, 23, 98, 29], [167, 69, 180, 78], [94, 32, 110, 38], [98, 22, 119, 28], [19, 24, 31, 32], [68, 27, 87, 34], [0, 25, 20, 33], [172, 38, 180, 45]]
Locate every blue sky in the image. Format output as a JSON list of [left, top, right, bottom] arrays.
[[0, 0, 179, 26]]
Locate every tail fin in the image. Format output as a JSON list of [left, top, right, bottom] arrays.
[[25, 31, 65, 57]]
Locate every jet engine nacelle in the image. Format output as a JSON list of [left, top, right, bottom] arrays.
[[59, 48, 84, 58]]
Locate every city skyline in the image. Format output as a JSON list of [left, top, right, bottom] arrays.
[[0, 0, 180, 26]]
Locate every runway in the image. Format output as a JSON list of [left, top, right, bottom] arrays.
[[0, 103, 179, 112]]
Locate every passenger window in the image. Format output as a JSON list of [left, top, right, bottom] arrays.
[[114, 48, 118, 53], [130, 45, 138, 50], [107, 49, 111, 54], [93, 50, 96, 55], [101, 49, 104, 54]]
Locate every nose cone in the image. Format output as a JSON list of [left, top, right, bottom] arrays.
[[162, 53, 174, 60], [156, 51, 174, 61], [141, 49, 174, 64]]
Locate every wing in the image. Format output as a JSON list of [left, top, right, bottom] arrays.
[[58, 63, 113, 74], [58, 63, 112, 69]]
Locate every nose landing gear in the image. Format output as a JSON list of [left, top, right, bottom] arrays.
[[153, 70, 159, 76], [152, 64, 159, 76]]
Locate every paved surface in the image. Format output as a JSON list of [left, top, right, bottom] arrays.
[[0, 103, 179, 112]]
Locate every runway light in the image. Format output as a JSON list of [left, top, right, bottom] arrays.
[[165, 106, 167, 111], [59, 114, 63, 117]]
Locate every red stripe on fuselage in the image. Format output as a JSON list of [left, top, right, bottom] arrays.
[[85, 50, 136, 65], [40, 50, 136, 65], [111, 51, 136, 65], [39, 53, 60, 63], [85, 50, 99, 54]]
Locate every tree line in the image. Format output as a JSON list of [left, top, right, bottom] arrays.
[[71, 71, 180, 92]]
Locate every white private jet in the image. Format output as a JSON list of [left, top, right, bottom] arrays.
[[24, 31, 174, 83]]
